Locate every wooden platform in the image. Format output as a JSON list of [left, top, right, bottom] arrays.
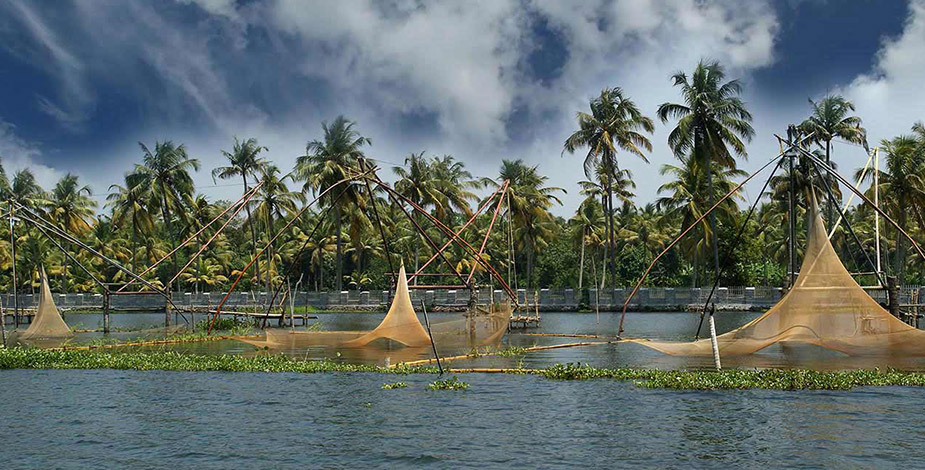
[[509, 315, 540, 329]]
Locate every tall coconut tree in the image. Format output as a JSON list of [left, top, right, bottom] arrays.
[[213, 137, 267, 287], [858, 135, 925, 285], [393, 152, 440, 279], [496, 159, 564, 286], [295, 116, 370, 291], [48, 174, 96, 292], [129, 141, 200, 312], [108, 176, 154, 273], [254, 165, 304, 294], [657, 60, 754, 280], [657, 155, 745, 286], [799, 94, 867, 224], [564, 87, 653, 285]]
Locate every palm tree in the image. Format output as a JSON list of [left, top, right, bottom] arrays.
[[214, 137, 267, 287], [657, 60, 754, 280], [108, 176, 154, 273], [393, 152, 443, 280], [657, 155, 745, 286], [253, 165, 303, 295], [859, 135, 925, 285], [430, 154, 479, 224], [295, 116, 370, 291], [799, 94, 867, 224], [569, 196, 605, 289], [130, 141, 199, 324], [564, 87, 654, 285], [48, 174, 96, 291], [496, 159, 564, 286]]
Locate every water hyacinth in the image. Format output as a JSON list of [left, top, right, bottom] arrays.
[[4, 349, 925, 390]]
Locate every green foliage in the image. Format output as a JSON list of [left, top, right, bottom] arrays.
[[381, 381, 408, 390], [427, 376, 470, 390]]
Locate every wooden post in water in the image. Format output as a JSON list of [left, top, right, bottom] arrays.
[[0, 297, 7, 347], [887, 276, 901, 319], [102, 290, 111, 334], [421, 300, 443, 374], [708, 305, 721, 370]]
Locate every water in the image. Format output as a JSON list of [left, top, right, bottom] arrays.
[[7, 311, 925, 467], [2, 369, 925, 468], [12, 310, 925, 369]]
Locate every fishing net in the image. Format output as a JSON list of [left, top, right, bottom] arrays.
[[19, 267, 72, 340], [239, 264, 511, 351], [640, 205, 925, 357]]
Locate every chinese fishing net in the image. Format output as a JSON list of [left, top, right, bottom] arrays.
[[239, 264, 511, 351], [639, 205, 925, 357], [19, 266, 72, 341]]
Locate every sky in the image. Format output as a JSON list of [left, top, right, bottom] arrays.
[[0, 0, 922, 216]]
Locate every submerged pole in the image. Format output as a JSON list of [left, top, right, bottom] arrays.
[[421, 300, 443, 374], [103, 290, 111, 334], [708, 305, 721, 370]]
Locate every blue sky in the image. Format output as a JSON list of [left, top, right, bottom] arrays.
[[0, 0, 923, 214]]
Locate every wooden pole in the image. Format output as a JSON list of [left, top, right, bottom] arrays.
[[421, 300, 443, 374], [708, 306, 721, 370], [887, 275, 901, 319], [874, 147, 882, 277], [1, 297, 7, 347], [103, 290, 111, 334]]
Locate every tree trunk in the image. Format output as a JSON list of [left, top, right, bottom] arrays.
[[578, 227, 586, 289], [897, 208, 906, 286], [265, 209, 273, 306], [131, 222, 138, 274], [63, 242, 69, 293], [605, 171, 616, 289], [335, 204, 343, 291], [243, 175, 262, 292], [162, 196, 175, 327], [703, 131, 720, 285], [825, 140, 832, 226]]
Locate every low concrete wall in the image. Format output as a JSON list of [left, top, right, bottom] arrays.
[[2, 286, 921, 312]]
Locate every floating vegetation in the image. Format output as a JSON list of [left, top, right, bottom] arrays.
[[495, 345, 529, 357], [427, 376, 470, 391], [381, 381, 408, 390], [540, 363, 925, 390], [5, 349, 925, 390]]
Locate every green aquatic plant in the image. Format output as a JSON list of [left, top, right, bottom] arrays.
[[496, 345, 529, 357], [427, 376, 470, 391], [381, 381, 408, 390]]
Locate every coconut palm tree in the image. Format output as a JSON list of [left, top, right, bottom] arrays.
[[107, 176, 154, 273], [254, 165, 304, 295], [496, 159, 564, 286], [569, 196, 605, 289], [295, 116, 370, 291], [430, 154, 479, 224], [858, 135, 925, 285], [214, 137, 268, 286], [564, 87, 654, 284], [657, 60, 754, 280], [393, 152, 445, 279], [48, 174, 96, 292], [799, 94, 867, 224], [657, 155, 745, 286]]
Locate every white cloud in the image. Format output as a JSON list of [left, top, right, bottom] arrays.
[[842, 0, 925, 146], [0, 119, 65, 189]]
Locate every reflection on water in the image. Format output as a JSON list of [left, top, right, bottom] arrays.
[[10, 310, 925, 370]]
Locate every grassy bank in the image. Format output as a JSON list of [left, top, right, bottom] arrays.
[[2, 348, 925, 390]]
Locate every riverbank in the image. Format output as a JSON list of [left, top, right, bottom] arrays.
[[3, 348, 925, 390]]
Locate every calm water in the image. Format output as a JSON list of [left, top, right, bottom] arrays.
[[2, 369, 925, 468], [6, 311, 925, 468], [16, 310, 925, 370]]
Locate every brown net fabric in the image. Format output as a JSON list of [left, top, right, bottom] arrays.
[[640, 207, 925, 357], [19, 267, 72, 340], [240, 264, 511, 351]]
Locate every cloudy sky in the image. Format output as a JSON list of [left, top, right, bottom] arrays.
[[0, 0, 922, 215]]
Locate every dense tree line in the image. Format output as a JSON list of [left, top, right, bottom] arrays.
[[2, 60, 924, 295]]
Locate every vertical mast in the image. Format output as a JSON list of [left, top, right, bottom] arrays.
[[874, 147, 882, 277]]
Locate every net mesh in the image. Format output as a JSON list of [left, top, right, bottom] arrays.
[[640, 206, 925, 357], [19, 267, 72, 340], [242, 264, 511, 351]]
